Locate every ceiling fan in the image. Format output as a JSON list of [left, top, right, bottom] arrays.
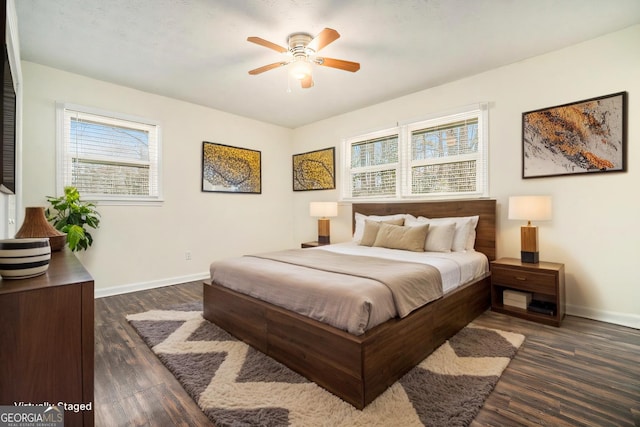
[[247, 28, 360, 89]]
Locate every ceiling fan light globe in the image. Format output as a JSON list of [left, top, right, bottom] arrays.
[[290, 60, 312, 80]]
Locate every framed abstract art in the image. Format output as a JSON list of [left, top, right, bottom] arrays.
[[292, 147, 336, 191], [202, 142, 261, 193], [522, 92, 627, 178]]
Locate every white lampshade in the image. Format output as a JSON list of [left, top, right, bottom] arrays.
[[508, 196, 552, 222], [309, 202, 338, 218]]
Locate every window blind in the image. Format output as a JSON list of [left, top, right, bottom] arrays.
[[57, 104, 161, 202], [408, 117, 481, 196], [346, 133, 399, 198]]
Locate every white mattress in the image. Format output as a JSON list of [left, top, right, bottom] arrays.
[[316, 242, 489, 295]]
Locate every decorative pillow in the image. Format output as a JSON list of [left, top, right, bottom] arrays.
[[405, 217, 456, 252], [360, 218, 406, 246], [462, 216, 480, 250], [421, 215, 479, 251], [425, 222, 456, 252], [353, 213, 410, 243], [373, 222, 429, 252]]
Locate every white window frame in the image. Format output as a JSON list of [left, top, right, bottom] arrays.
[[342, 103, 488, 201], [55, 102, 163, 205], [342, 128, 401, 200]]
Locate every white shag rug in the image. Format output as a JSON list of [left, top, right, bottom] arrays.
[[128, 307, 524, 427]]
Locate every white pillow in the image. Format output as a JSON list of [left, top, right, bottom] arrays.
[[419, 215, 479, 251], [405, 217, 456, 252], [353, 212, 412, 243]]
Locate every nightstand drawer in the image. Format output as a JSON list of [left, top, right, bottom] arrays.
[[492, 267, 556, 294]]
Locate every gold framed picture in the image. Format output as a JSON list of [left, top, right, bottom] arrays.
[[202, 142, 261, 193], [292, 147, 336, 191]]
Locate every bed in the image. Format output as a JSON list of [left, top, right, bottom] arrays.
[[203, 199, 496, 409]]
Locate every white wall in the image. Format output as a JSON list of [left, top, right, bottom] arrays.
[[292, 25, 640, 329], [21, 62, 294, 295]]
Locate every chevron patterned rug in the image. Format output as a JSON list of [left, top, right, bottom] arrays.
[[127, 307, 524, 427]]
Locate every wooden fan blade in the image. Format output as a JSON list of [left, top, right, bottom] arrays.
[[316, 57, 360, 72], [248, 61, 289, 75], [307, 28, 340, 52], [301, 75, 314, 89], [247, 36, 288, 53]]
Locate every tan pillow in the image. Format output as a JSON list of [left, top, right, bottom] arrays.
[[405, 217, 456, 252], [373, 222, 429, 252], [359, 218, 405, 246]]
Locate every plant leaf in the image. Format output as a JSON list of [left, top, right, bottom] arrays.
[[65, 224, 85, 251]]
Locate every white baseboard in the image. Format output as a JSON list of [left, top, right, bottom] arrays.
[[567, 304, 639, 330], [95, 272, 210, 299]]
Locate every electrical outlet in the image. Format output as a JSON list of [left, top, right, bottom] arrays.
[[185, 251, 192, 261]]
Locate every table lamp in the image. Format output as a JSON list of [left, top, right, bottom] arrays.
[[508, 196, 552, 263], [309, 202, 338, 244]]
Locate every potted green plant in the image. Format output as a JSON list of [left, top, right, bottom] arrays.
[[46, 186, 101, 252]]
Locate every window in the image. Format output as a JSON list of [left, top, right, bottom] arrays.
[[343, 104, 488, 200], [348, 131, 399, 198], [56, 103, 162, 203]]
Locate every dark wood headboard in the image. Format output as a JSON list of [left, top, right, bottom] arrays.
[[352, 199, 496, 261]]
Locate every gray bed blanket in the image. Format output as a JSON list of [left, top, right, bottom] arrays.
[[249, 249, 443, 318]]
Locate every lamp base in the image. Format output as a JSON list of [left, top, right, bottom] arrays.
[[318, 218, 331, 245], [520, 224, 539, 263], [521, 251, 539, 264]]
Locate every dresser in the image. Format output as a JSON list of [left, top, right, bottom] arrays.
[[0, 250, 94, 426]]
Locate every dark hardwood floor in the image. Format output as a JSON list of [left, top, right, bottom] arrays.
[[95, 281, 213, 427], [95, 281, 640, 426]]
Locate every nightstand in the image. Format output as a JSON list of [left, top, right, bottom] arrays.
[[490, 257, 565, 327], [301, 241, 329, 248]]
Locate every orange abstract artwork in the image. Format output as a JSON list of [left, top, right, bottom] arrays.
[[522, 92, 626, 178]]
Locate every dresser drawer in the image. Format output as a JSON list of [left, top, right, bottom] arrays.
[[492, 266, 557, 294]]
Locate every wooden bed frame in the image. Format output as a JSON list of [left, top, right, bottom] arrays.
[[203, 199, 496, 409]]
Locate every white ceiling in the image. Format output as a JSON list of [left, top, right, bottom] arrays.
[[15, 0, 640, 129]]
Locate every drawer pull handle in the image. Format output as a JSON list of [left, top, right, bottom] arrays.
[[515, 276, 527, 281]]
